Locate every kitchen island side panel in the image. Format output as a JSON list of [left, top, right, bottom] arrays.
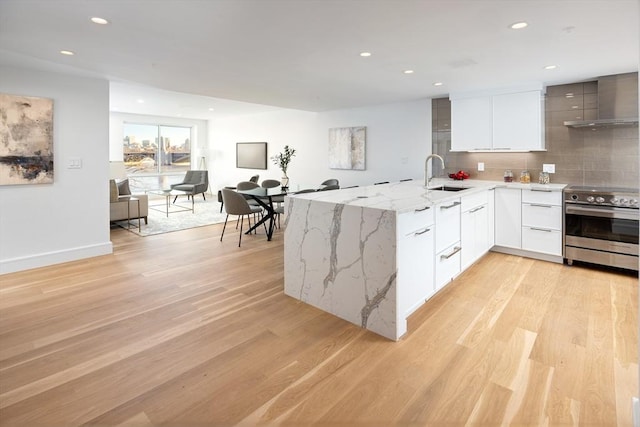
[[284, 197, 399, 340]]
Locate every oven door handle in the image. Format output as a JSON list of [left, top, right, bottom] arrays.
[[565, 204, 639, 220]]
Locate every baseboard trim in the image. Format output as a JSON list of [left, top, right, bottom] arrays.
[[0, 242, 113, 275], [490, 246, 564, 264]]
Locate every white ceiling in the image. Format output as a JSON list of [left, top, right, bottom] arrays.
[[0, 0, 638, 119]]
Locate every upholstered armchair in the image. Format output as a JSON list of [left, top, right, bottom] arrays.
[[171, 170, 209, 202]]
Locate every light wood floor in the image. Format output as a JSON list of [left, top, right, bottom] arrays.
[[1, 222, 637, 426]]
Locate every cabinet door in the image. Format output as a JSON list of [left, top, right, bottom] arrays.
[[451, 96, 493, 151], [487, 188, 495, 248], [435, 242, 461, 291], [494, 188, 521, 248], [435, 199, 461, 252], [461, 204, 489, 270], [493, 91, 543, 151], [397, 226, 435, 316]]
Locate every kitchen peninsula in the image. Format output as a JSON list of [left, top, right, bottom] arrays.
[[284, 179, 566, 340]]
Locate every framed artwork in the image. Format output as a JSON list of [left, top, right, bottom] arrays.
[[236, 142, 267, 170], [328, 126, 365, 170], [0, 93, 54, 185]]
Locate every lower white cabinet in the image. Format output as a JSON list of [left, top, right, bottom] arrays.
[[397, 225, 435, 316], [435, 242, 462, 290], [461, 200, 489, 270], [494, 187, 522, 248], [435, 198, 462, 290], [521, 227, 562, 255], [521, 189, 562, 256]]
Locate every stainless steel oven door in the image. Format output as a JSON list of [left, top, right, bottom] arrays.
[[565, 203, 639, 268]]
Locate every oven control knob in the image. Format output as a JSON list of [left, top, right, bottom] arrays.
[[595, 197, 605, 203], [570, 194, 579, 201], [630, 199, 638, 207], [586, 196, 595, 203], [619, 198, 627, 206], [610, 197, 619, 205]]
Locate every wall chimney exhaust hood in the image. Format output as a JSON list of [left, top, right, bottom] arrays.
[[564, 72, 638, 128]]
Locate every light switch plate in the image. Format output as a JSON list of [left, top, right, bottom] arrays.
[[478, 162, 485, 171], [543, 163, 555, 173], [67, 157, 82, 169]]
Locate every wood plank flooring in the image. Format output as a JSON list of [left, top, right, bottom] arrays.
[[0, 222, 637, 426]]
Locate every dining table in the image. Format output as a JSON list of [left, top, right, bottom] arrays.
[[236, 186, 287, 241]]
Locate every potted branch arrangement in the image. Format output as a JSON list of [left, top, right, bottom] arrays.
[[271, 145, 296, 191]]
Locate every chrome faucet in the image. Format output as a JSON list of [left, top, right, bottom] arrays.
[[424, 154, 445, 187]]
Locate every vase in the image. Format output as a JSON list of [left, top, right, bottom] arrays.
[[281, 176, 289, 190]]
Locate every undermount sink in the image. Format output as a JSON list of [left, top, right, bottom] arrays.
[[429, 185, 469, 192]]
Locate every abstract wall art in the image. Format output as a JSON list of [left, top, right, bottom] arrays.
[[0, 93, 54, 185], [328, 126, 366, 170]]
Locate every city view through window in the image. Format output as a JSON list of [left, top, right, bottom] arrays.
[[123, 124, 191, 176]]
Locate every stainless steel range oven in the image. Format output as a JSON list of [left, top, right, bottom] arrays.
[[564, 186, 639, 271]]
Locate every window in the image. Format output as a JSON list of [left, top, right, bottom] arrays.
[[123, 123, 191, 175]]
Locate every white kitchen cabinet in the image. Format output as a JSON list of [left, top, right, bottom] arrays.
[[494, 187, 522, 248], [435, 242, 461, 291], [450, 88, 544, 152], [461, 191, 489, 270], [450, 96, 493, 151], [487, 188, 495, 248], [435, 198, 461, 290], [397, 224, 435, 316], [492, 91, 544, 151], [521, 189, 562, 256], [435, 198, 461, 252]]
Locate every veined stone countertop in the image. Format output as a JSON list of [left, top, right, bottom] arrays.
[[287, 178, 567, 213]]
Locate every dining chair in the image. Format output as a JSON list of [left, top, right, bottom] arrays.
[[261, 179, 281, 188], [220, 189, 264, 247], [320, 178, 339, 187], [374, 181, 389, 185], [400, 178, 413, 182], [318, 184, 340, 191]]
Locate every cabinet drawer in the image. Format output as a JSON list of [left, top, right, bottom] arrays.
[[461, 191, 488, 212], [435, 242, 461, 290], [398, 205, 435, 236], [522, 227, 562, 255], [522, 189, 561, 206], [435, 199, 461, 252], [522, 204, 562, 230]]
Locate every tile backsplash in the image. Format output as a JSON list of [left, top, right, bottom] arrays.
[[433, 76, 639, 188]]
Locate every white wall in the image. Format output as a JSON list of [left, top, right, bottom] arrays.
[[209, 99, 432, 191], [0, 65, 112, 274]]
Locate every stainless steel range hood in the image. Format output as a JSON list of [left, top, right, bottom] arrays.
[[564, 72, 638, 128]]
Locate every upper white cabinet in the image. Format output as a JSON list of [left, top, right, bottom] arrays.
[[450, 96, 493, 151], [450, 87, 545, 152]]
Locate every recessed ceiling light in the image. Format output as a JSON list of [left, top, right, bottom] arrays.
[[60, 50, 75, 56], [544, 65, 557, 70], [359, 52, 372, 57], [90, 17, 109, 25], [510, 22, 528, 29], [403, 70, 414, 74], [208, 108, 215, 111], [433, 82, 443, 86], [137, 99, 144, 104]]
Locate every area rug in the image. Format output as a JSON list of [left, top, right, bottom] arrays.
[[113, 198, 228, 236]]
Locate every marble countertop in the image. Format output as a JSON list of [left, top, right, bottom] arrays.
[[287, 178, 567, 213]]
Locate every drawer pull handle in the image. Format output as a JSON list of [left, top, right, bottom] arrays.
[[531, 188, 552, 192], [414, 227, 431, 236], [415, 206, 431, 212], [530, 204, 552, 208], [441, 246, 462, 260], [440, 201, 461, 210], [470, 206, 485, 213], [531, 227, 552, 232]]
